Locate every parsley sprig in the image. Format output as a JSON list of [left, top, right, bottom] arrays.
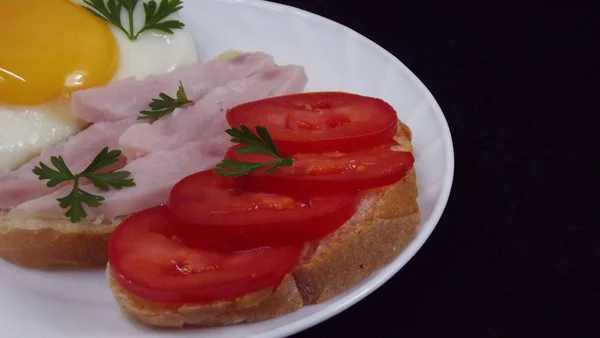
[[214, 126, 294, 177], [32, 147, 135, 223], [81, 0, 185, 41], [138, 81, 192, 121]]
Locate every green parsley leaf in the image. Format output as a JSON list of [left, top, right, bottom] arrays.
[[137, 81, 193, 122], [31, 156, 73, 188], [81, 0, 185, 41], [213, 125, 294, 177], [32, 147, 136, 223]]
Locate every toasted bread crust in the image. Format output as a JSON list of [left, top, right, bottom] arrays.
[[0, 222, 116, 269], [289, 120, 420, 304], [293, 169, 419, 304], [107, 266, 303, 328]]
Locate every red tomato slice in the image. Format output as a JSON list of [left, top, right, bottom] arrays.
[[166, 170, 359, 250], [224, 142, 415, 196], [109, 206, 302, 304], [226, 92, 398, 155]]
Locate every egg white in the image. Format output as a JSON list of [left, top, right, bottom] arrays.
[[0, 0, 198, 172]]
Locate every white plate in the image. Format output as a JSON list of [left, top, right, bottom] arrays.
[[0, 0, 454, 337]]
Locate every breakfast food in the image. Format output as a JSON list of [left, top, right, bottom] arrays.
[[13, 66, 308, 219], [0, 53, 308, 268], [0, 0, 312, 268], [0, 0, 420, 330], [0, 0, 197, 172], [106, 92, 420, 327], [0, 52, 287, 210]]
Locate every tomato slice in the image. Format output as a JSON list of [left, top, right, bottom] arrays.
[[224, 142, 415, 196], [226, 92, 398, 155], [109, 206, 302, 304], [166, 170, 359, 250]]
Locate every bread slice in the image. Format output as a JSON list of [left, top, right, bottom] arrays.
[[0, 212, 121, 269], [105, 121, 420, 327], [293, 121, 420, 303], [107, 266, 303, 328], [293, 168, 419, 304]]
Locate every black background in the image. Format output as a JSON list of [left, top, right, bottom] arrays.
[[265, 1, 598, 337]]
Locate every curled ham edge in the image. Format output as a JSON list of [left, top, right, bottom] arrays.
[[7, 62, 309, 221]]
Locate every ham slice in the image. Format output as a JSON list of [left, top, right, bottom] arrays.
[[71, 52, 276, 123], [0, 118, 137, 209], [14, 64, 308, 219], [14, 140, 225, 219], [119, 65, 309, 160]]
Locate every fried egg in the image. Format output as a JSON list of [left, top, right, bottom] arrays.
[[0, 0, 197, 171]]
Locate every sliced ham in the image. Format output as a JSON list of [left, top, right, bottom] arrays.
[[15, 140, 225, 219], [13, 65, 308, 219], [71, 52, 276, 123], [0, 118, 136, 209], [119, 64, 309, 160]]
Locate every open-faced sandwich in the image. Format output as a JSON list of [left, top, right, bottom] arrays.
[[0, 0, 420, 329]]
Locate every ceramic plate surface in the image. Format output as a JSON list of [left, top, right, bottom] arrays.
[[0, 0, 454, 337]]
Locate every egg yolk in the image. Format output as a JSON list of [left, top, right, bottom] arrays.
[[0, 0, 119, 105]]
